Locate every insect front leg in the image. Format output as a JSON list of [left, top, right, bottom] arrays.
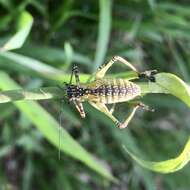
[[70, 65, 81, 86], [89, 102, 121, 127], [95, 56, 138, 79], [74, 100, 86, 118]]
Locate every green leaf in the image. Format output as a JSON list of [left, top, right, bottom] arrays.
[[124, 72, 190, 173], [0, 71, 116, 182], [63, 41, 73, 70], [0, 71, 190, 174], [1, 11, 33, 51], [51, 0, 74, 31], [0, 49, 91, 81], [147, 0, 156, 11], [0, 0, 13, 10], [93, 0, 112, 70], [17, 43, 92, 66], [0, 51, 62, 76]]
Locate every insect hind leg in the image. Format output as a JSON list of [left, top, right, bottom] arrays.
[[110, 103, 116, 114], [118, 105, 139, 129], [89, 102, 142, 129], [89, 102, 121, 127], [95, 56, 138, 79], [89, 101, 154, 129], [119, 102, 154, 129], [137, 102, 155, 112]]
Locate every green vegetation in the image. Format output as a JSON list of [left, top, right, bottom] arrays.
[[0, 0, 190, 189]]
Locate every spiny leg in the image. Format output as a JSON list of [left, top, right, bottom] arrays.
[[110, 103, 116, 114], [89, 102, 121, 127], [70, 65, 81, 86], [119, 102, 154, 129], [89, 101, 138, 129], [69, 66, 75, 84], [127, 100, 155, 112], [95, 56, 157, 82], [89, 101, 153, 129], [119, 105, 139, 129], [95, 56, 138, 79], [74, 100, 86, 118], [138, 102, 154, 112]]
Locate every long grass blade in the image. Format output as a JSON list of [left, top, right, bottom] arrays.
[[93, 0, 112, 71], [0, 71, 116, 182]]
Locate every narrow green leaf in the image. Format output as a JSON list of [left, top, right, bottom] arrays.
[[0, 0, 13, 10], [169, 41, 190, 82], [147, 0, 156, 11], [0, 51, 62, 75], [1, 11, 33, 51], [17, 43, 92, 66], [63, 41, 73, 70], [124, 72, 190, 173], [52, 0, 74, 31], [0, 71, 116, 182], [0, 51, 91, 81], [93, 0, 112, 70]]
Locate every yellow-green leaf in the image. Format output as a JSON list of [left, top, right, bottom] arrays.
[[1, 11, 33, 51], [123, 137, 190, 173], [124, 72, 190, 173]]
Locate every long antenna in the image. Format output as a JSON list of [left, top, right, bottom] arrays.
[[58, 99, 64, 160]]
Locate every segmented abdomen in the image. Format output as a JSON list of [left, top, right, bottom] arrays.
[[88, 78, 141, 104]]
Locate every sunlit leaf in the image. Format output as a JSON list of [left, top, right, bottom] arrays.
[[1, 11, 33, 51], [124, 73, 190, 173], [123, 137, 190, 173]]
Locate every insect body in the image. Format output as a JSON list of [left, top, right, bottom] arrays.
[[65, 56, 156, 129], [81, 78, 141, 104]]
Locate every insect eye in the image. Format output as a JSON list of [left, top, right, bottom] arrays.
[[149, 76, 156, 82], [64, 82, 69, 87]]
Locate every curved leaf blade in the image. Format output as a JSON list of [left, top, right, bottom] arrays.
[[155, 73, 190, 107], [1, 11, 33, 51], [123, 137, 190, 173], [124, 72, 190, 173]]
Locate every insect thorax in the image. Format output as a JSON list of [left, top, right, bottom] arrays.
[[66, 85, 84, 101]]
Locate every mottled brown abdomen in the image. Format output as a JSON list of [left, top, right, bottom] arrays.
[[86, 78, 141, 104]]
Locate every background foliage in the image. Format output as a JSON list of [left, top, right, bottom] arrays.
[[0, 0, 190, 189]]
